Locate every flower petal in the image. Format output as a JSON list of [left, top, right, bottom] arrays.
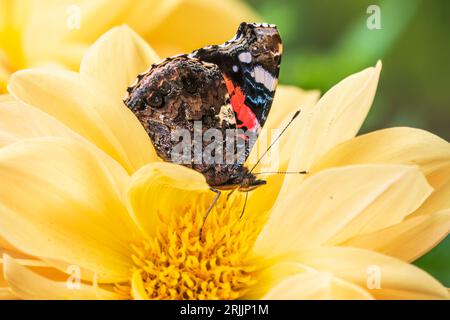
[[342, 209, 450, 262], [0, 98, 80, 147], [0, 63, 9, 92], [0, 93, 13, 102], [262, 271, 334, 300], [80, 25, 160, 102], [0, 259, 5, 287], [284, 61, 382, 175], [312, 127, 450, 189], [0, 137, 137, 282], [247, 262, 372, 300], [8, 69, 158, 173], [2, 255, 118, 300], [0, 287, 15, 300], [0, 234, 23, 258], [58, 1, 179, 44], [254, 165, 432, 256], [263, 273, 374, 300], [126, 162, 212, 238], [120, 0, 181, 36], [263, 85, 320, 136], [247, 85, 320, 171], [410, 179, 450, 218], [144, 0, 260, 57], [291, 247, 449, 299], [244, 86, 320, 217], [131, 270, 149, 300]]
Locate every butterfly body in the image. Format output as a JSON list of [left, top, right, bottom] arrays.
[[124, 23, 282, 190]]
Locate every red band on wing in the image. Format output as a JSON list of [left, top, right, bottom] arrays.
[[224, 78, 259, 132]]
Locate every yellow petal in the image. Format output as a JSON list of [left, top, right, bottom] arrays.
[[291, 246, 449, 299], [342, 210, 450, 262], [126, 162, 212, 238], [80, 25, 160, 102], [0, 255, 15, 298], [0, 258, 5, 287], [263, 273, 374, 300], [0, 63, 9, 92], [19, 1, 175, 71], [284, 61, 382, 174], [0, 0, 29, 74], [0, 93, 13, 102], [247, 85, 320, 171], [2, 255, 118, 300], [262, 271, 334, 300], [131, 270, 149, 300], [1, 257, 77, 283], [244, 86, 320, 217], [0, 234, 22, 257], [312, 127, 450, 189], [410, 179, 450, 218], [56, 1, 177, 43], [263, 85, 320, 135], [21, 1, 136, 70], [19, 1, 82, 69], [0, 137, 137, 282], [8, 69, 158, 173], [145, 0, 260, 57], [254, 165, 432, 256], [0, 98, 81, 147], [120, 0, 181, 36], [0, 0, 29, 30], [0, 288, 15, 300], [328, 277, 376, 300], [247, 262, 372, 300]]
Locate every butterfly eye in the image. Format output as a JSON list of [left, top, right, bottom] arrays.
[[159, 80, 172, 95], [147, 91, 164, 108], [182, 74, 198, 94]]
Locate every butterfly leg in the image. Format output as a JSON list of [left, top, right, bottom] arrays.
[[240, 191, 249, 219], [226, 188, 237, 202], [200, 187, 221, 241]]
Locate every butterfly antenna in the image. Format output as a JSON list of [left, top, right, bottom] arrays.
[[254, 170, 308, 175], [200, 187, 221, 241], [249, 109, 302, 174]]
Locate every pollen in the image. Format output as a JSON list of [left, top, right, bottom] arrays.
[[125, 193, 266, 300]]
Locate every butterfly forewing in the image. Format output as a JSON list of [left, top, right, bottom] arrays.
[[190, 22, 282, 161]]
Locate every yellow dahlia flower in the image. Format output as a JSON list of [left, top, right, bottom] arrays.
[[0, 0, 257, 92], [0, 26, 449, 300]]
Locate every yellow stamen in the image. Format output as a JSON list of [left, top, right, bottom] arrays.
[[122, 193, 266, 300]]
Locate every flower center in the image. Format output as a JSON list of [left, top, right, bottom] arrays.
[[126, 193, 265, 300]]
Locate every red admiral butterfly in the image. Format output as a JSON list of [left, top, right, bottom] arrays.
[[124, 22, 283, 194]]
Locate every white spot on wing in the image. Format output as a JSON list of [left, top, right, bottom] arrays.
[[218, 103, 236, 126], [253, 65, 276, 91], [238, 52, 252, 63]]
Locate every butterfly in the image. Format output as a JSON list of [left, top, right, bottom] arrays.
[[124, 22, 283, 197]]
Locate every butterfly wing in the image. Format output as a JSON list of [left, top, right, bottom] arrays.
[[125, 23, 282, 188], [190, 22, 282, 159]]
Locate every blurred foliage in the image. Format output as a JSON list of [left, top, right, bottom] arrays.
[[245, 0, 449, 285]]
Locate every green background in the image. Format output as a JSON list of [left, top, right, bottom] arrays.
[[245, 0, 450, 285]]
